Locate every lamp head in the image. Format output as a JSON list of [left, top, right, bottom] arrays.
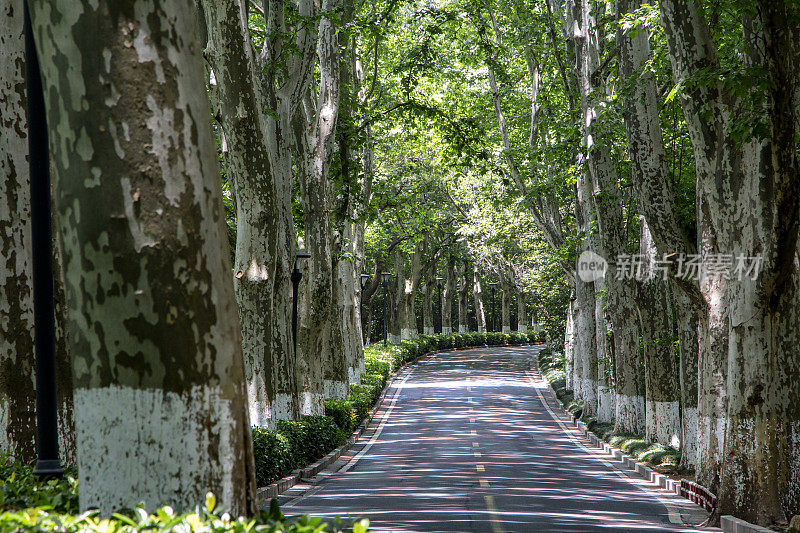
[[360, 274, 370, 279], [436, 277, 444, 282]]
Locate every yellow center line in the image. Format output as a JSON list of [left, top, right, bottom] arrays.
[[470, 418, 475, 423], [473, 442, 479, 447], [469, 407, 474, 413], [474, 451, 481, 457], [484, 495, 505, 533], [471, 429, 477, 435], [476, 464, 485, 472], [480, 479, 490, 488]]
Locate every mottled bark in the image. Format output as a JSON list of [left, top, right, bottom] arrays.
[[564, 294, 576, 390], [422, 259, 436, 335], [388, 247, 403, 344], [458, 259, 471, 333], [52, 220, 75, 467], [473, 265, 486, 333], [29, 0, 256, 513], [294, 0, 343, 407], [673, 285, 699, 469], [516, 288, 528, 334], [616, 0, 697, 452], [638, 220, 681, 447], [200, 0, 311, 424], [442, 254, 456, 334], [594, 276, 615, 424], [660, 1, 800, 522], [401, 243, 423, 340], [0, 0, 37, 463]]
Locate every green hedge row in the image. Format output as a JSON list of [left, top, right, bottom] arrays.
[[0, 464, 367, 532], [252, 330, 544, 486]]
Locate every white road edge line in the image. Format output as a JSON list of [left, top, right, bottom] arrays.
[[525, 369, 686, 526], [339, 368, 413, 473], [282, 366, 416, 509]]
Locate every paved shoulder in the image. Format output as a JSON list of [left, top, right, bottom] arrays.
[[280, 346, 715, 533]]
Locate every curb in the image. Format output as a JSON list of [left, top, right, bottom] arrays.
[[720, 516, 775, 533], [533, 356, 717, 511], [257, 341, 544, 502]]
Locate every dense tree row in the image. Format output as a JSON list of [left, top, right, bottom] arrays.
[[381, 0, 799, 526], [1, 0, 798, 528]]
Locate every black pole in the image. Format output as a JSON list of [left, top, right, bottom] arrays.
[[291, 266, 301, 354], [25, 1, 63, 480], [437, 283, 442, 334], [383, 276, 388, 347]]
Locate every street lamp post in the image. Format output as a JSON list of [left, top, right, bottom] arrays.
[[25, 2, 63, 480], [292, 252, 311, 353], [489, 282, 498, 333], [436, 277, 444, 334], [381, 272, 391, 346], [360, 274, 370, 343]]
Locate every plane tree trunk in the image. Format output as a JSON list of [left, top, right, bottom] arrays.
[[660, 1, 800, 522], [28, 0, 257, 513], [0, 0, 37, 464]]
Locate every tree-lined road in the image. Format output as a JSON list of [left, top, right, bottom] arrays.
[[280, 345, 713, 532]]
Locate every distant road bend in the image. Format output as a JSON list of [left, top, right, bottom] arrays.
[[279, 345, 715, 533]]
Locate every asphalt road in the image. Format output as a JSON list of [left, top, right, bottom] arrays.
[[280, 345, 714, 533]]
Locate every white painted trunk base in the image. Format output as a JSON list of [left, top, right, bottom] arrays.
[[615, 394, 645, 434], [401, 328, 416, 341], [646, 400, 681, 448], [578, 378, 597, 413], [597, 385, 615, 423], [681, 407, 699, 468], [388, 334, 401, 345], [75, 385, 238, 514], [247, 397, 270, 428], [502, 326, 511, 334], [348, 361, 364, 386], [459, 325, 468, 333], [442, 327, 452, 335], [324, 380, 348, 400], [270, 393, 294, 422], [517, 325, 528, 334], [423, 327, 434, 335], [698, 414, 726, 472], [477, 326, 485, 333], [300, 392, 324, 416]]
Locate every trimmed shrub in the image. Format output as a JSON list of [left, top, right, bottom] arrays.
[[325, 398, 358, 434], [252, 427, 295, 486]]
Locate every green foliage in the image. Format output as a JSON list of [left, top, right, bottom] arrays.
[[253, 417, 346, 487], [0, 492, 370, 532], [251, 428, 295, 487], [0, 454, 78, 513], [324, 399, 359, 434]]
